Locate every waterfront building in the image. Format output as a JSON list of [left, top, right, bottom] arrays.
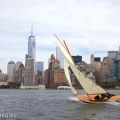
[[35, 70, 43, 85], [28, 26, 36, 83], [114, 60, 120, 80], [28, 27, 36, 63], [0, 72, 4, 81], [90, 54, 112, 82], [24, 55, 34, 86], [7, 60, 15, 81], [4, 74, 8, 81], [0, 69, 4, 81], [108, 51, 117, 60], [108, 47, 120, 81], [56, 46, 64, 68], [14, 61, 22, 81], [35, 62, 44, 76], [108, 47, 120, 80], [94, 57, 111, 82], [18, 64, 25, 84], [15, 61, 22, 71], [44, 55, 67, 88], [35, 62, 44, 85], [90, 54, 101, 73]]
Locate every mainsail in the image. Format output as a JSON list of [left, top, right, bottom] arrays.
[[55, 34, 108, 95], [68, 60, 108, 94]]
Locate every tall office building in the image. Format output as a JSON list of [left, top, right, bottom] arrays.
[[7, 60, 15, 81], [35, 62, 44, 85], [18, 64, 25, 84], [28, 26, 36, 84], [72, 55, 82, 64], [15, 61, 22, 71], [14, 61, 22, 81], [35, 62, 44, 76], [108, 51, 117, 60], [24, 56, 34, 86], [28, 26, 36, 70], [56, 46, 64, 68]]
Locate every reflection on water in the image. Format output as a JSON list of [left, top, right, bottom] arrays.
[[0, 89, 120, 120]]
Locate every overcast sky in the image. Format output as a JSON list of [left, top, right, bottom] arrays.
[[0, 0, 120, 73]]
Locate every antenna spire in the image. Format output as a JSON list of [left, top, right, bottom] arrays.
[[31, 24, 33, 36]]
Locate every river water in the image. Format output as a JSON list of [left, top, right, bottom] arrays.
[[0, 89, 120, 120]]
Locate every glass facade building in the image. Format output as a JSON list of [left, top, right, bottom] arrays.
[[28, 29, 36, 85], [35, 62, 44, 76], [28, 31, 36, 71], [94, 57, 101, 62], [28, 36, 36, 60], [108, 60, 115, 78], [72, 55, 82, 64], [108, 51, 117, 60], [114, 60, 120, 80]]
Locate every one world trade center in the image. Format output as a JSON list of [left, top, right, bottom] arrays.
[[28, 26, 36, 84]]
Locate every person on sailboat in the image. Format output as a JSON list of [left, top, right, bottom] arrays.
[[93, 94, 103, 101]]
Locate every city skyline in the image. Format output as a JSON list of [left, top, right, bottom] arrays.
[[1, 0, 120, 73]]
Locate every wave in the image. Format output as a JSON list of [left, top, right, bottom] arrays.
[[67, 96, 80, 102]]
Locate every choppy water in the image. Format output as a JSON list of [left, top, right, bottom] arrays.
[[0, 89, 120, 120]]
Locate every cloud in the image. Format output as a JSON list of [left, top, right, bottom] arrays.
[[0, 0, 120, 73]]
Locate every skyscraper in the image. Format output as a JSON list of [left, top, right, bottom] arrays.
[[28, 26, 36, 85], [35, 62, 44, 76], [28, 26, 36, 69], [56, 46, 64, 68], [72, 55, 82, 64], [7, 60, 15, 81], [24, 56, 34, 86]]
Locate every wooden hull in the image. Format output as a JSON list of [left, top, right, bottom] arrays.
[[76, 94, 120, 104]]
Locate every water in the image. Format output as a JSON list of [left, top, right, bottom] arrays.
[[0, 89, 120, 120]]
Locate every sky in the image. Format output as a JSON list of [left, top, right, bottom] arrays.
[[0, 0, 120, 73]]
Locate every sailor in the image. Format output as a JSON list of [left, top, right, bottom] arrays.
[[102, 96, 108, 101], [98, 94, 102, 100], [94, 95, 100, 100], [94, 94, 102, 101]]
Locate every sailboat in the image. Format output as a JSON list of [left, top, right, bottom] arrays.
[[54, 34, 120, 104]]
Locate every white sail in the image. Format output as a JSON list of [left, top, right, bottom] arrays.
[[68, 60, 108, 94], [55, 35, 108, 95], [64, 57, 78, 95]]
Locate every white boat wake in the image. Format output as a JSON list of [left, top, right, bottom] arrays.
[[68, 96, 80, 102]]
